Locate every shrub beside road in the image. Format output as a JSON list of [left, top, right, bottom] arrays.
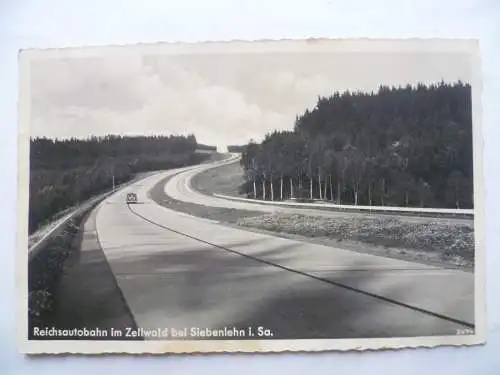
[[28, 209, 91, 338]]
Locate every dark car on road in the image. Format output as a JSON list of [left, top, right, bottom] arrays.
[[126, 193, 138, 204]]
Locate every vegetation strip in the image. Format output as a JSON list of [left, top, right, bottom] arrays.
[[236, 214, 474, 269], [28, 202, 100, 337]]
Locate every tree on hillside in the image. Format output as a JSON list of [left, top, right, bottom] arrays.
[[239, 81, 473, 209], [29, 134, 210, 234]]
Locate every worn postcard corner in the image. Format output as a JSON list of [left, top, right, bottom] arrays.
[[17, 38, 485, 356]]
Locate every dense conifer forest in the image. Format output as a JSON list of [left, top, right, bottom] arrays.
[[29, 134, 211, 234], [239, 81, 474, 210]]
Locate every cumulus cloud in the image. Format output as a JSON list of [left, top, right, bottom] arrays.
[[29, 50, 472, 147]]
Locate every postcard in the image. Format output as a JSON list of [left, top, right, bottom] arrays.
[[17, 38, 486, 354]]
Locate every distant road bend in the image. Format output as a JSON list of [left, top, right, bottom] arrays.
[[89, 153, 474, 340]]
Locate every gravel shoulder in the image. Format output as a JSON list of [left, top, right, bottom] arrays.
[[149, 170, 475, 272]]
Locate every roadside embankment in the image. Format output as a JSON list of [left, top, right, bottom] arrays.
[[28, 201, 101, 338], [236, 213, 474, 270]]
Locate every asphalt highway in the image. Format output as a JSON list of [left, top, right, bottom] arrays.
[[90, 156, 475, 340]]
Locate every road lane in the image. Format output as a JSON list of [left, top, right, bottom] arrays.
[[94, 161, 475, 339]]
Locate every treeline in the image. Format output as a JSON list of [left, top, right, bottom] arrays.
[[196, 144, 217, 151], [29, 134, 210, 234], [240, 81, 474, 209], [227, 145, 247, 153]]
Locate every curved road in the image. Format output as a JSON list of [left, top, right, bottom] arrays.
[[92, 155, 475, 340]]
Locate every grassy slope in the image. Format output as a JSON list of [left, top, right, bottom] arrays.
[[190, 160, 245, 197]]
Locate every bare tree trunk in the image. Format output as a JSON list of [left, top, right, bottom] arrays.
[[270, 178, 274, 201], [337, 181, 341, 204], [354, 188, 358, 206], [308, 158, 313, 200], [405, 191, 409, 207], [280, 175, 283, 200], [290, 176, 294, 199], [262, 180, 266, 200], [309, 176, 313, 200], [368, 182, 372, 206], [318, 171, 322, 200], [329, 175, 333, 201], [298, 174, 302, 198], [253, 180, 257, 199], [323, 179, 328, 200], [381, 178, 385, 206]]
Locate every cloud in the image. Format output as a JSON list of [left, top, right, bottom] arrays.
[[29, 50, 472, 147], [30, 54, 298, 146], [31, 56, 146, 114]]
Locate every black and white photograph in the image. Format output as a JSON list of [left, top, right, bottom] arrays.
[[17, 39, 485, 354]]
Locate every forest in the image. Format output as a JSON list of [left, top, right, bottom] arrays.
[[239, 81, 474, 210], [227, 145, 247, 153], [29, 134, 211, 234], [196, 143, 218, 151]]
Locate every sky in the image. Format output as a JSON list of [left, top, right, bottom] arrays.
[[28, 45, 473, 148]]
